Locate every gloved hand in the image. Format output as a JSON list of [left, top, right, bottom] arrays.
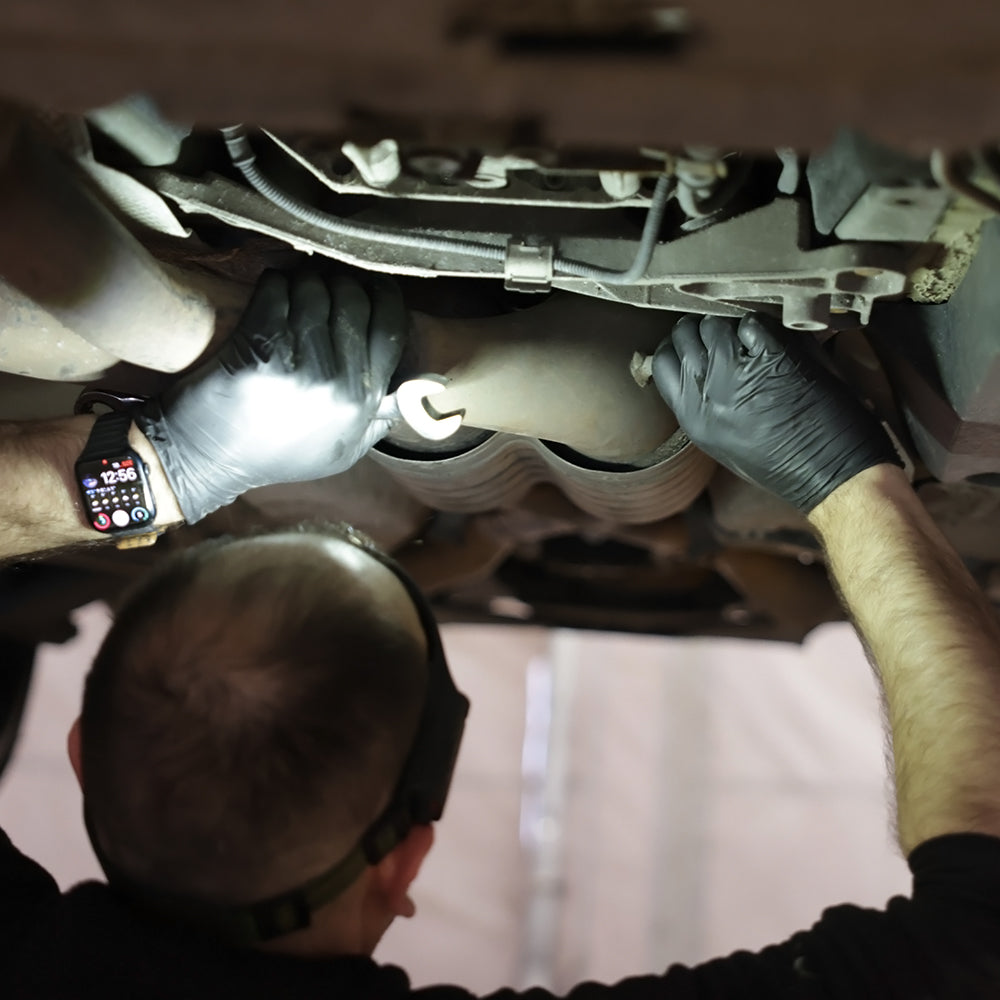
[[652, 313, 901, 512], [138, 270, 406, 523]]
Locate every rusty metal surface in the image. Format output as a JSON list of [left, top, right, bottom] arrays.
[[154, 171, 912, 332], [555, 199, 911, 328], [870, 220, 1000, 481], [371, 430, 715, 525], [0, 284, 118, 382], [408, 295, 679, 462], [0, 109, 229, 378], [0, 1, 998, 150]]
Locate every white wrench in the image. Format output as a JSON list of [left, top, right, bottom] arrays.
[[376, 376, 464, 441]]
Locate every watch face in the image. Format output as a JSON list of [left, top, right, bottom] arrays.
[[76, 454, 156, 534]]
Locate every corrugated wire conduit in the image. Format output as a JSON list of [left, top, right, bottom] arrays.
[[220, 126, 713, 520], [220, 125, 672, 285]]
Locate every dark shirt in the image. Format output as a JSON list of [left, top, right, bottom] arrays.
[[2, 827, 1000, 998]]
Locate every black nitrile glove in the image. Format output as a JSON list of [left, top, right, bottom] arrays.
[[652, 313, 901, 512], [138, 270, 406, 523]]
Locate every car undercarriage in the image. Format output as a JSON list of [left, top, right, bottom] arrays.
[[2, 0, 1000, 676]]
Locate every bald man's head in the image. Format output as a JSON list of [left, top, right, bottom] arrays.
[[80, 526, 428, 905]]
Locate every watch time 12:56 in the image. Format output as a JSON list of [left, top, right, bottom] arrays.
[[76, 454, 156, 534], [97, 461, 139, 486]]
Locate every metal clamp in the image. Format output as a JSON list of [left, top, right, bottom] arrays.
[[504, 239, 554, 294]]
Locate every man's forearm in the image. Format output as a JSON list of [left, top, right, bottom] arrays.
[[0, 417, 183, 562], [809, 464, 1000, 854]]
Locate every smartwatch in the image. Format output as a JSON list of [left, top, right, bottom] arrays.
[[75, 411, 161, 548]]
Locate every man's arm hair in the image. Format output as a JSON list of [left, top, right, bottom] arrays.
[[809, 462, 1000, 855], [0, 416, 183, 562]]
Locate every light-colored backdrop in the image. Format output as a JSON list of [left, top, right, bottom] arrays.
[[0, 604, 909, 993]]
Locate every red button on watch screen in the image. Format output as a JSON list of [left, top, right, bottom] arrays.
[[93, 513, 112, 531]]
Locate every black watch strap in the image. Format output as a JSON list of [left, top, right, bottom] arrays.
[[77, 411, 163, 548], [78, 412, 134, 459]]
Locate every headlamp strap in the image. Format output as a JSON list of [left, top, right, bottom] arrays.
[[84, 804, 415, 947]]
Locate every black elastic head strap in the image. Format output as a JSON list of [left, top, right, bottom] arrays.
[[85, 533, 469, 947]]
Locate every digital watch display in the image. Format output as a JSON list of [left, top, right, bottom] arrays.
[[75, 412, 157, 538]]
